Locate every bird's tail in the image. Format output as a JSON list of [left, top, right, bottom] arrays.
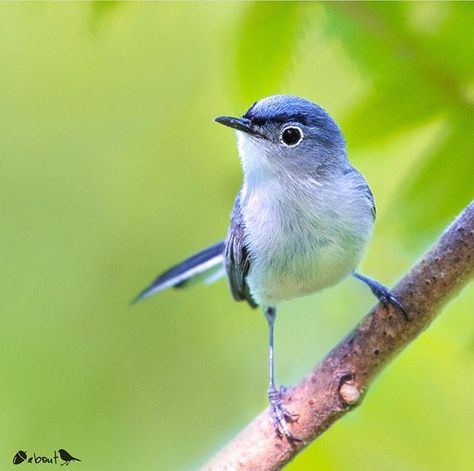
[[132, 241, 225, 304]]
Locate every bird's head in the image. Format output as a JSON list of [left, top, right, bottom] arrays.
[[215, 95, 347, 181]]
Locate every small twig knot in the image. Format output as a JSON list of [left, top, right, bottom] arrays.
[[339, 381, 361, 405]]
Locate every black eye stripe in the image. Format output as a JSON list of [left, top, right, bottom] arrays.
[[243, 101, 259, 119], [244, 113, 308, 126], [280, 126, 303, 146]]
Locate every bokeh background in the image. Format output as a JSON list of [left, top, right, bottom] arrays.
[[1, 2, 473, 470]]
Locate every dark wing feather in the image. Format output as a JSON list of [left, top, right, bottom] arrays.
[[366, 185, 376, 219], [225, 192, 257, 308]]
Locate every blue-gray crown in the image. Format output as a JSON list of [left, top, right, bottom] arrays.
[[243, 95, 339, 132]]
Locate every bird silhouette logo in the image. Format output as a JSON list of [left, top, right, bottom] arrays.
[[57, 449, 81, 466], [12, 450, 27, 465]]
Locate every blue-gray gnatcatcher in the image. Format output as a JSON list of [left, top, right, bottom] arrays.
[[134, 95, 407, 441]]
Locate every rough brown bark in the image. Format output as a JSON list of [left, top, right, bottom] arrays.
[[204, 201, 474, 471]]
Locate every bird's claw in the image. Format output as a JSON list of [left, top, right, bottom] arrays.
[[353, 273, 409, 322], [380, 291, 409, 322], [268, 387, 301, 442]]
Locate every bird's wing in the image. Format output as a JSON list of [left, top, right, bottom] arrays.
[[225, 191, 258, 308], [365, 185, 376, 219], [347, 166, 376, 220]]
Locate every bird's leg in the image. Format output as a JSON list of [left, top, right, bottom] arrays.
[[353, 272, 409, 321], [264, 306, 300, 442]]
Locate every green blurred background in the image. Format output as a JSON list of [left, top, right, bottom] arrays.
[[0, 2, 472, 470]]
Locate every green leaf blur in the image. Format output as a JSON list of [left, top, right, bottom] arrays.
[[0, 2, 472, 470]]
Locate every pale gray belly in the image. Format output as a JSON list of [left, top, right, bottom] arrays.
[[241, 176, 375, 306], [246, 222, 371, 306]]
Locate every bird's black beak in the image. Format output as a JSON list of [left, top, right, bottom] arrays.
[[214, 116, 264, 138]]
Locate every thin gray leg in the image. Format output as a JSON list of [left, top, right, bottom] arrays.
[[264, 306, 277, 392], [264, 306, 300, 442], [353, 272, 409, 321]]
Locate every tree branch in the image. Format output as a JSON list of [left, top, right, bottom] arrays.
[[204, 201, 474, 471]]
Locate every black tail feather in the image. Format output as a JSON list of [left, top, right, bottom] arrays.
[[132, 241, 225, 304]]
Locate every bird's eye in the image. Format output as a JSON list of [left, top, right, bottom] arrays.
[[280, 126, 303, 147]]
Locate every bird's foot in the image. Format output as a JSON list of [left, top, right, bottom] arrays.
[[268, 386, 301, 442], [377, 288, 409, 322], [353, 273, 409, 321]]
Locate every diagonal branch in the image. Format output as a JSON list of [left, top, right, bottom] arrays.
[[204, 201, 474, 471]]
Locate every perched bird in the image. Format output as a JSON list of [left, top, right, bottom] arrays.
[[134, 95, 407, 440], [57, 449, 80, 466]]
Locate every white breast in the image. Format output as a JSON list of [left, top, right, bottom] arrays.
[[241, 173, 374, 306]]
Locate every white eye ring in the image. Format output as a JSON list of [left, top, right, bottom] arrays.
[[279, 126, 304, 147]]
